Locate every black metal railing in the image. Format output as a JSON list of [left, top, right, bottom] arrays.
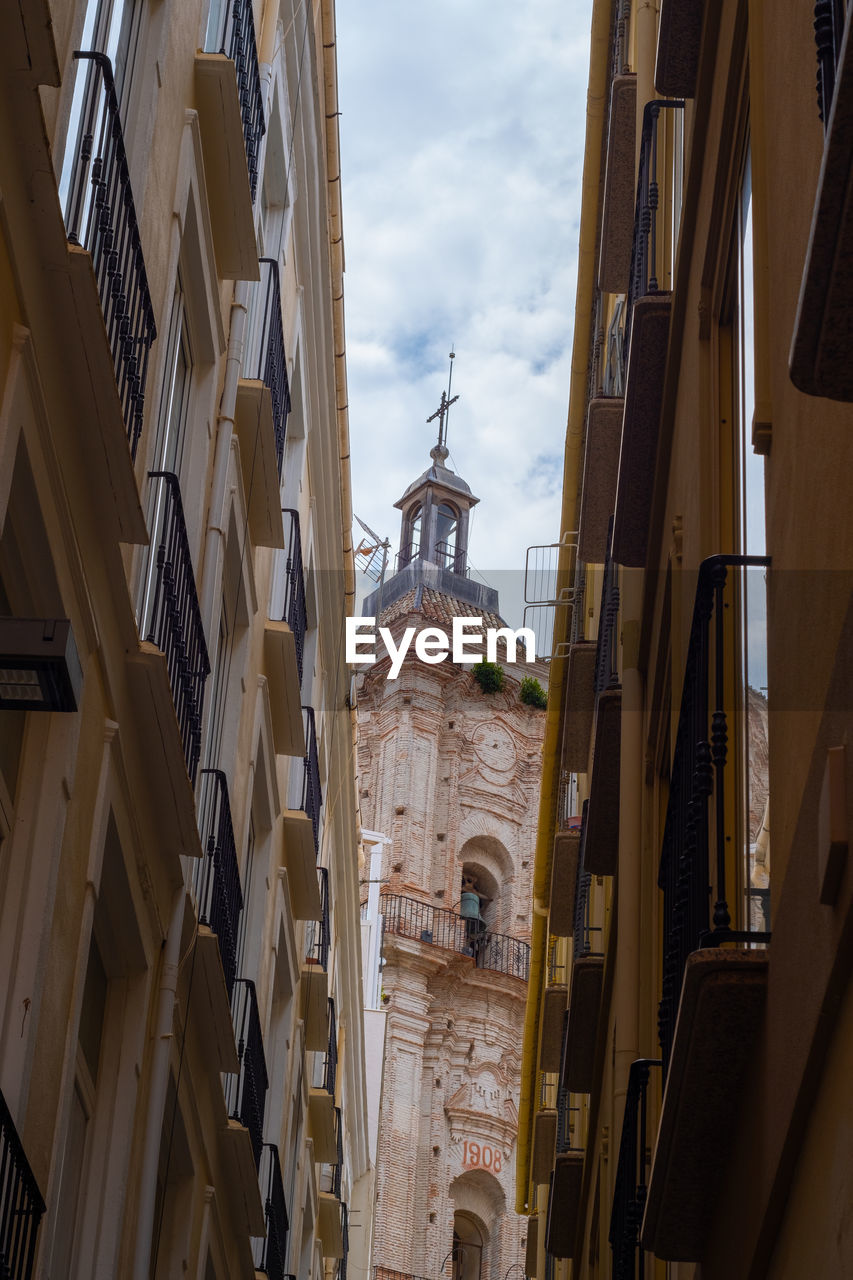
[[815, 0, 847, 127], [207, 0, 266, 201], [0, 1088, 45, 1280], [434, 540, 467, 576], [608, 1059, 661, 1280], [145, 472, 211, 785], [396, 543, 417, 571], [282, 510, 307, 683], [624, 99, 685, 369], [339, 1202, 349, 1280], [254, 1143, 289, 1280], [320, 1107, 344, 1198], [379, 893, 530, 981], [246, 260, 290, 477], [195, 769, 244, 1000], [572, 866, 603, 961], [548, 937, 566, 984], [594, 522, 620, 694], [657, 555, 771, 1071], [319, 998, 338, 1095], [306, 867, 331, 970], [555, 1085, 581, 1155], [298, 706, 323, 854], [225, 979, 269, 1169], [63, 52, 157, 460]]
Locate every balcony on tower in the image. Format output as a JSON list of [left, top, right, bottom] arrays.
[[195, 0, 264, 278]]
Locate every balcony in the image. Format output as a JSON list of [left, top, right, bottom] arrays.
[[193, 769, 243, 1073], [643, 556, 771, 1262], [790, 3, 853, 399], [544, 1091, 584, 1260], [223, 978, 268, 1235], [284, 708, 324, 919], [379, 892, 531, 981], [195, 0, 264, 278], [549, 826, 580, 938], [585, 541, 621, 875], [253, 1143, 289, 1280], [562, 868, 604, 1093], [599, 76, 637, 293], [612, 100, 684, 568], [127, 473, 209, 860], [655, 0, 704, 96], [532, 1077, 557, 1184], [141, 472, 211, 787], [577, 398, 625, 564], [60, 50, 153, 543], [301, 868, 331, 1050], [317, 1108, 345, 1258], [0, 1087, 45, 1280], [309, 998, 339, 1162], [264, 514, 307, 760], [608, 1059, 660, 1278], [235, 260, 290, 548], [561, 641, 596, 772]]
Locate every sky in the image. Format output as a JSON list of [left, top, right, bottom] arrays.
[[335, 1, 594, 622]]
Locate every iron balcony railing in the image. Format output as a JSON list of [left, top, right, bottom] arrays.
[[320, 1107, 343, 1198], [547, 937, 566, 985], [0, 1088, 45, 1280], [608, 1059, 661, 1280], [225, 979, 269, 1169], [434, 540, 467, 576], [195, 769, 244, 1000], [282, 511, 307, 683], [299, 706, 323, 855], [63, 51, 157, 460], [374, 1268, 433, 1280], [206, 0, 266, 201], [594, 522, 620, 695], [339, 1202, 349, 1280], [145, 472, 211, 785], [623, 99, 685, 371], [254, 1142, 289, 1280], [318, 998, 338, 1096], [306, 867, 331, 971], [396, 543, 417, 571], [657, 555, 772, 1071], [555, 1085, 581, 1155], [246, 260, 291, 477], [379, 892, 531, 981], [815, 0, 848, 127]]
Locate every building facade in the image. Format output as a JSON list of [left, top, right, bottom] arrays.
[[517, 1, 853, 1278], [357, 440, 547, 1280], [0, 2, 370, 1278]]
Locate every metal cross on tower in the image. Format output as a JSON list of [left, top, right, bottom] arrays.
[[426, 349, 459, 452]]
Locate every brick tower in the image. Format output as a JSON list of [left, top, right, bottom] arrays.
[[357, 416, 546, 1280]]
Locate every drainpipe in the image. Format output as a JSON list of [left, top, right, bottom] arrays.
[[515, 0, 611, 1216], [133, 887, 185, 1280], [199, 281, 249, 632], [318, 0, 363, 868]]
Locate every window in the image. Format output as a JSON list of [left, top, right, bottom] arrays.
[[435, 503, 457, 567]]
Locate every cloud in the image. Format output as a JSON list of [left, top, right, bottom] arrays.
[[337, 0, 592, 596]]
